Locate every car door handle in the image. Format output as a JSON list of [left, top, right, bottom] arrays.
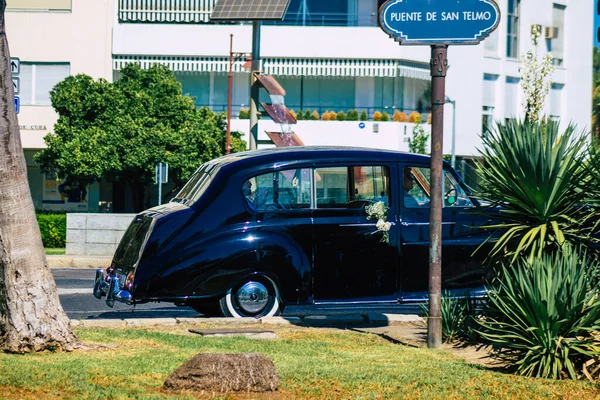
[[340, 222, 396, 227], [401, 222, 456, 226]]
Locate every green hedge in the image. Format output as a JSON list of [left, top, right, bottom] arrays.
[[36, 213, 66, 248]]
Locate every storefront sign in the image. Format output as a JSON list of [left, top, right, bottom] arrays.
[[379, 0, 500, 45], [19, 125, 48, 131]]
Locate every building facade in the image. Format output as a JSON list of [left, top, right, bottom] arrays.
[[7, 0, 593, 212]]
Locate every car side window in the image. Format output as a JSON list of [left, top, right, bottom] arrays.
[[402, 166, 473, 208], [243, 168, 311, 211], [315, 165, 390, 209], [443, 170, 474, 207]]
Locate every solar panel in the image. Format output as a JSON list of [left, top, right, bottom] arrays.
[[210, 0, 291, 21]]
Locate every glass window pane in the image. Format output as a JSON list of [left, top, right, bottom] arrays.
[[18, 64, 33, 105], [443, 171, 473, 207], [244, 168, 311, 211], [404, 167, 431, 208], [316, 166, 349, 208], [315, 165, 390, 209], [34, 63, 70, 105]]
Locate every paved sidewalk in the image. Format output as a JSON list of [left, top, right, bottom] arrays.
[[47, 255, 111, 269]]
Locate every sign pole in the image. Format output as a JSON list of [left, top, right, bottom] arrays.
[[428, 44, 448, 348], [249, 21, 261, 150], [377, 0, 500, 349]]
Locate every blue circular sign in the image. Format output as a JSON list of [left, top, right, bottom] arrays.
[[359, 122, 366, 129]]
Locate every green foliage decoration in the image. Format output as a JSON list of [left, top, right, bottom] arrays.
[[474, 119, 595, 262], [359, 111, 368, 121], [34, 64, 245, 211], [336, 111, 346, 121], [408, 122, 429, 154], [380, 112, 390, 122], [346, 110, 359, 121], [478, 246, 600, 380], [36, 213, 66, 248]]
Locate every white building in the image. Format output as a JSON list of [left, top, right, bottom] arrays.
[[7, 0, 593, 212]]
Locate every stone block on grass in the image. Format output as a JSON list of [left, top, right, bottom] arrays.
[[164, 353, 279, 393]]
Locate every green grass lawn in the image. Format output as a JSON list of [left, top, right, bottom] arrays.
[[0, 325, 598, 399], [44, 248, 66, 255]]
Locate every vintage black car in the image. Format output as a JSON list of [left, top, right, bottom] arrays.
[[93, 146, 491, 318]]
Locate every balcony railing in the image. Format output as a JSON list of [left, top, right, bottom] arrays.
[[118, 0, 216, 23], [118, 0, 378, 26]]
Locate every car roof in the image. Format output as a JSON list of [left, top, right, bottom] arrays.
[[208, 146, 434, 176]]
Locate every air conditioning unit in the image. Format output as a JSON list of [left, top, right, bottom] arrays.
[[544, 26, 559, 39]]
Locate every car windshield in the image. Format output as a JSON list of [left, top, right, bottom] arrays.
[[171, 164, 216, 206]]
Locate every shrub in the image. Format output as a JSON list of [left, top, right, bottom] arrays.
[[381, 112, 390, 122], [238, 108, 249, 119], [310, 110, 319, 120], [322, 111, 331, 121], [373, 111, 382, 121], [478, 246, 600, 380], [336, 111, 346, 121], [421, 292, 480, 343], [393, 110, 408, 122], [37, 213, 67, 248], [408, 122, 429, 154], [290, 109, 298, 120], [359, 111, 368, 121], [328, 111, 337, 121], [346, 110, 359, 121], [408, 111, 422, 123], [474, 120, 593, 262]]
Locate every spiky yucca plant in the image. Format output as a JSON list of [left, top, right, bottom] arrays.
[[479, 246, 600, 380], [475, 119, 595, 262]]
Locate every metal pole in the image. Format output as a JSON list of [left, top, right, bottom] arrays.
[[450, 99, 456, 169], [226, 34, 233, 155], [158, 171, 162, 206], [249, 21, 261, 150], [428, 44, 447, 349]]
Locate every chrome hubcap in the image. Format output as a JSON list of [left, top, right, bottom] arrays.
[[236, 281, 269, 314]]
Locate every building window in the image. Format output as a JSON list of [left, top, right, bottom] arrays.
[[504, 76, 520, 120], [279, 0, 349, 26], [482, 106, 495, 135], [506, 0, 520, 59], [549, 83, 564, 120], [482, 74, 498, 135], [18, 63, 70, 106], [484, 29, 499, 57], [551, 4, 565, 66]]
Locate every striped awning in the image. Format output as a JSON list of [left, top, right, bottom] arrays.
[[113, 55, 430, 80]]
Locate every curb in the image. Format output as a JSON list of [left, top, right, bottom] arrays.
[[48, 255, 111, 269], [70, 314, 422, 329]]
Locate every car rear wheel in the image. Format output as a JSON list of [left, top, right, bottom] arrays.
[[220, 275, 283, 318]]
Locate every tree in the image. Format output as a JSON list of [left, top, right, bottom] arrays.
[[0, 0, 79, 353], [35, 64, 245, 211]]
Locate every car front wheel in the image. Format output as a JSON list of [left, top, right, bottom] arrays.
[[220, 275, 283, 318]]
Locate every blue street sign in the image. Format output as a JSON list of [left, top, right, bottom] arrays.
[[15, 97, 19, 114], [379, 0, 500, 45]]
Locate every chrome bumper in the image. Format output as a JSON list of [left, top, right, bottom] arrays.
[[93, 268, 133, 307]]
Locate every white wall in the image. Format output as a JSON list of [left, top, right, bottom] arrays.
[[7, 0, 114, 148], [230, 119, 431, 154]]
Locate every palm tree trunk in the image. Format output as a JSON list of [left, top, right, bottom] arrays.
[[0, 0, 79, 353]]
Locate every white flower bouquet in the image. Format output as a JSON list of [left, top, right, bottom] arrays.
[[365, 201, 390, 243]]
